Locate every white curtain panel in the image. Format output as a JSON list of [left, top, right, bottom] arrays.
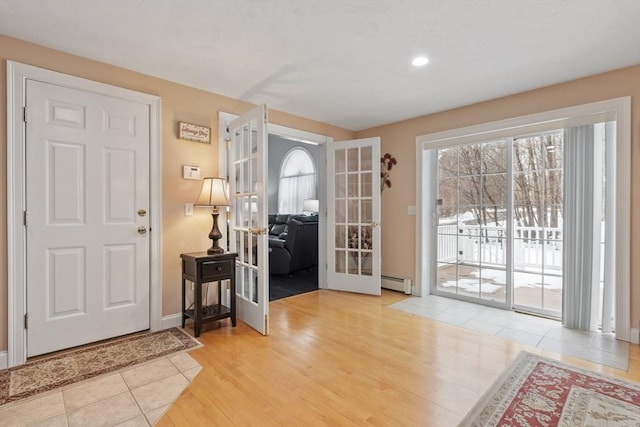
[[278, 148, 317, 214], [562, 125, 601, 331], [278, 174, 316, 214]]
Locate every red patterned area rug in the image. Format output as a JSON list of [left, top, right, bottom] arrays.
[[459, 351, 640, 427], [0, 327, 200, 405]]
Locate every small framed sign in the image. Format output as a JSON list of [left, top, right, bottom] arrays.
[[178, 121, 211, 144]]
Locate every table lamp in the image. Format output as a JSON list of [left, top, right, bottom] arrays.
[[194, 177, 229, 254]]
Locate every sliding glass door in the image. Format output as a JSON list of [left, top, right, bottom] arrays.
[[512, 132, 563, 316], [431, 123, 614, 323], [435, 140, 509, 307]]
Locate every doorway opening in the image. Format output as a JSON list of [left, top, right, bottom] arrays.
[[267, 135, 321, 301], [217, 112, 330, 306]]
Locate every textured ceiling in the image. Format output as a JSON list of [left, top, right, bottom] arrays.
[[1, 0, 639, 131]]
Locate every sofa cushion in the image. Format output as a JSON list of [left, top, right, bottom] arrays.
[[269, 238, 286, 249], [292, 214, 318, 223], [275, 214, 290, 224], [270, 223, 287, 236]]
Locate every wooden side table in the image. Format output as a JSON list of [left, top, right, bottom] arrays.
[[180, 252, 238, 337]]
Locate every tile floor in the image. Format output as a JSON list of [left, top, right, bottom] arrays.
[[0, 352, 201, 427], [390, 295, 630, 370]]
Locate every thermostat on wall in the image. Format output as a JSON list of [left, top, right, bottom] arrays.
[[183, 165, 201, 180]]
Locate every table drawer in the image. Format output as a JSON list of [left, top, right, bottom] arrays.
[[201, 260, 233, 279]]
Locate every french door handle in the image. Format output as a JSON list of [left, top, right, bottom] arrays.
[[250, 227, 267, 235]]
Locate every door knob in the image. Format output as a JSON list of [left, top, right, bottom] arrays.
[[138, 209, 147, 217], [249, 227, 267, 235], [137, 226, 147, 235]]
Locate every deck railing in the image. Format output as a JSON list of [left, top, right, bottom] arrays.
[[437, 224, 563, 271]]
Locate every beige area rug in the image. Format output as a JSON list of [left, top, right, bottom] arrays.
[[459, 351, 640, 426], [0, 327, 200, 405]]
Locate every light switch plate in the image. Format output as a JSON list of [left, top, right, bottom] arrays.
[[183, 165, 200, 180], [185, 203, 194, 216]]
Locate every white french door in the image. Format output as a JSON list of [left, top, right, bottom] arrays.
[[228, 105, 269, 335], [327, 138, 381, 295], [26, 80, 151, 356]]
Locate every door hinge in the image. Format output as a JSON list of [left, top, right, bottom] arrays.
[[24, 313, 28, 329], [23, 107, 28, 123], [23, 210, 27, 226]]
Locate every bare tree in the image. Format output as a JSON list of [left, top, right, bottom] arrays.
[[437, 133, 563, 236]]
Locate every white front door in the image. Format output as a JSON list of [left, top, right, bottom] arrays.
[[229, 105, 269, 335], [327, 138, 382, 295], [26, 80, 151, 356]]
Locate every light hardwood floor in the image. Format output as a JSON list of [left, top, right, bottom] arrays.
[[159, 290, 640, 426]]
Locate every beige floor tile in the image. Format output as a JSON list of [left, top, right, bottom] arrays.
[[181, 365, 202, 381], [28, 413, 68, 427], [144, 404, 171, 426], [115, 414, 150, 427], [121, 358, 179, 390], [0, 392, 65, 426], [62, 373, 128, 411], [67, 392, 140, 427], [130, 374, 189, 413], [167, 352, 200, 373]]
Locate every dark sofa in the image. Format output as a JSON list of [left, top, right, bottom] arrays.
[[268, 214, 318, 275]]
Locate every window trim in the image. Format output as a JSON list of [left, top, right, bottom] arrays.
[[415, 97, 631, 342]]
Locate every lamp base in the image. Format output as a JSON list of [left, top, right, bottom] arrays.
[[207, 246, 224, 255], [207, 210, 224, 255]]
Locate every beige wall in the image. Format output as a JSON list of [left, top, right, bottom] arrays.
[[0, 35, 355, 352], [356, 64, 640, 329], [1, 34, 638, 354]]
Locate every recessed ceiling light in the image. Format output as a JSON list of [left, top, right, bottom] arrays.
[[411, 56, 429, 67]]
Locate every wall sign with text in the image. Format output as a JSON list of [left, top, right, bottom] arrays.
[[178, 121, 211, 144]]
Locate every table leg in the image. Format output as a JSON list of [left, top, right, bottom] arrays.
[[194, 280, 202, 337], [181, 277, 186, 328], [230, 275, 236, 327]]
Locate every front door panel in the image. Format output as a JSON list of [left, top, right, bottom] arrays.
[[26, 80, 150, 356]]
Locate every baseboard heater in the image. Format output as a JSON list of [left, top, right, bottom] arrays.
[[381, 275, 412, 295]]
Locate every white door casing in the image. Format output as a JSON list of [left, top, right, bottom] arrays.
[[7, 61, 162, 367], [217, 111, 331, 293], [25, 80, 151, 356], [327, 137, 382, 295], [228, 105, 269, 335]]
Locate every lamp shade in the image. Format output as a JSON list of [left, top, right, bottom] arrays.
[[194, 177, 229, 207], [303, 199, 319, 213]]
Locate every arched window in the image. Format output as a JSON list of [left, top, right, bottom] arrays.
[[278, 148, 316, 214]]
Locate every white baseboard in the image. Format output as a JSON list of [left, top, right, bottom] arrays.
[[161, 313, 183, 330], [0, 351, 7, 370], [630, 327, 640, 345]]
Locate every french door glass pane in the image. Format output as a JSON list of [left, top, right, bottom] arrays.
[[333, 145, 375, 279], [335, 250, 346, 273]]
